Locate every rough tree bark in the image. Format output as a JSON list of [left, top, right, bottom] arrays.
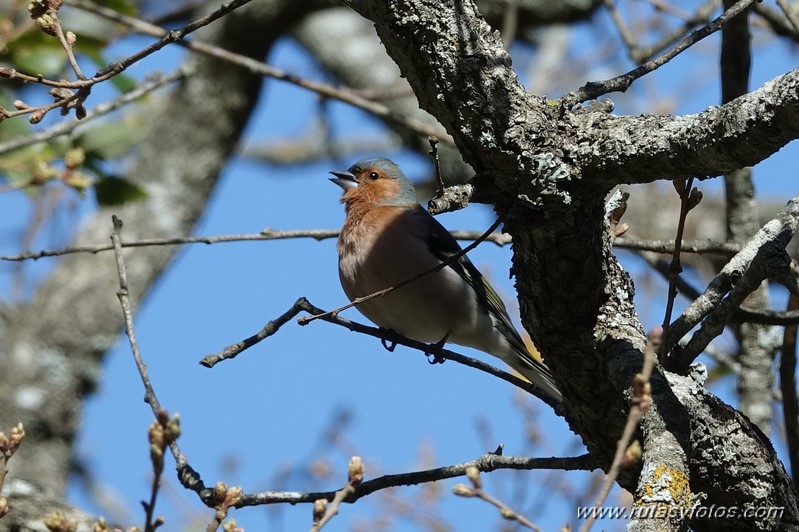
[[345, 0, 799, 530]]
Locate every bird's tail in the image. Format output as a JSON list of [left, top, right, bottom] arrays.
[[508, 349, 563, 404]]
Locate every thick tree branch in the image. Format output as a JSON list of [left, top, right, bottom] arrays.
[[345, 1, 799, 528], [575, 67, 799, 185]]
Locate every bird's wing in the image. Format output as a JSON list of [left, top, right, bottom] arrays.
[[413, 207, 561, 402], [413, 209, 523, 346]]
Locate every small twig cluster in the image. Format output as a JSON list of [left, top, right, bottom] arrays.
[[0, 423, 25, 520], [452, 466, 542, 531], [311, 457, 365, 531]]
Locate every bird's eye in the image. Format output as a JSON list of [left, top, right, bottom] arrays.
[[368, 171, 379, 180]]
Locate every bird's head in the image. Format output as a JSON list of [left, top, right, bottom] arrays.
[[330, 157, 417, 207]]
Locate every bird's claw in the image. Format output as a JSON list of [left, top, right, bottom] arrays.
[[379, 329, 398, 352], [425, 336, 448, 364]]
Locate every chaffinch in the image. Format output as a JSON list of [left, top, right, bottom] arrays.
[[330, 157, 561, 403]]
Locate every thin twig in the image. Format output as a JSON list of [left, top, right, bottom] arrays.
[[201, 297, 564, 413], [605, 0, 639, 54], [428, 136, 445, 196], [5, 232, 755, 262], [664, 197, 799, 370], [0, 67, 191, 156], [615, 237, 740, 255], [0, 228, 513, 261], [631, 0, 718, 63], [659, 178, 697, 361], [1, 0, 252, 123], [776, 0, 799, 33], [755, 2, 799, 40], [562, 0, 758, 104], [110, 215, 210, 503], [454, 467, 541, 530], [311, 457, 364, 531], [67, 0, 450, 143], [299, 218, 502, 324], [238, 452, 596, 507], [111, 215, 163, 412], [52, 11, 85, 80]]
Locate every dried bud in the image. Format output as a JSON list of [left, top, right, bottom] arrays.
[[28, 0, 48, 18], [0, 496, 8, 518], [36, 160, 59, 181], [156, 408, 169, 426], [44, 511, 77, 532], [621, 439, 643, 468], [347, 456, 364, 486], [224, 486, 243, 508], [49, 87, 74, 102], [8, 423, 25, 453], [36, 14, 57, 36], [13, 100, 29, 110], [213, 481, 228, 500], [164, 414, 181, 444], [452, 483, 475, 497], [500, 507, 516, 520], [222, 519, 242, 532], [465, 465, 482, 490], [64, 148, 85, 168], [29, 109, 46, 124], [687, 188, 703, 210], [312, 499, 327, 522], [65, 30, 76, 47], [64, 171, 92, 193]]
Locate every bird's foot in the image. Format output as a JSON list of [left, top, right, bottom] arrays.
[[425, 335, 449, 365], [379, 329, 398, 352]]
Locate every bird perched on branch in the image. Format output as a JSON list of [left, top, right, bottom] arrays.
[[330, 157, 561, 403]]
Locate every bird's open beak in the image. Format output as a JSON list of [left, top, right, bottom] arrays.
[[329, 170, 358, 190]]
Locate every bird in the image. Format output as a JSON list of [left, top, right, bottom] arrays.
[[330, 157, 562, 403]]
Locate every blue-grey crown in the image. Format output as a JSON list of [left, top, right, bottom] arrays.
[[349, 157, 417, 206]]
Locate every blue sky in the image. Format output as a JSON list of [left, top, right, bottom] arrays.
[[2, 5, 799, 531]]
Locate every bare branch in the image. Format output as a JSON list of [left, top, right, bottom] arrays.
[[615, 238, 740, 255], [0, 67, 191, 156], [755, 2, 799, 40], [776, 0, 799, 33], [201, 297, 564, 413], [563, 0, 757, 104], [237, 452, 596, 507], [67, 0, 450, 143], [663, 196, 799, 371], [110, 215, 210, 503]]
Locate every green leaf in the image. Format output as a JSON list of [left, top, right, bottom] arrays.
[[94, 176, 148, 206]]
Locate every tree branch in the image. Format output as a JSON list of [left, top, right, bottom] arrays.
[[201, 297, 564, 413], [237, 452, 597, 507], [664, 196, 799, 371]]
